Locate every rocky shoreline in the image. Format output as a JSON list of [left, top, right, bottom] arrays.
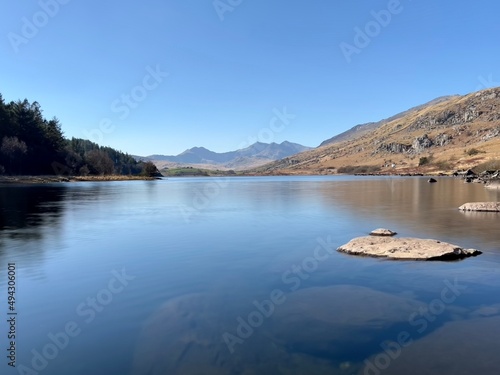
[[0, 175, 161, 184], [459, 202, 500, 212], [454, 169, 500, 184]]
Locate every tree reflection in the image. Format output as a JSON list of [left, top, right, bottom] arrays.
[[0, 185, 67, 239]]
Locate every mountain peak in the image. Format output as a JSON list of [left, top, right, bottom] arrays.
[[143, 141, 312, 170]]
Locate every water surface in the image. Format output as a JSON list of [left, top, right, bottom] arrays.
[[1, 176, 500, 374]]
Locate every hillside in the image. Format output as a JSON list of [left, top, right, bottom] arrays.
[[255, 88, 500, 175], [319, 96, 458, 147], [141, 141, 312, 171]]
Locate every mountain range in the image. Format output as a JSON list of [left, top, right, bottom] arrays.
[[139, 141, 312, 170], [139, 87, 500, 175]]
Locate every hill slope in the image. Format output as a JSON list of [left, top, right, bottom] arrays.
[[319, 95, 459, 147], [256, 88, 500, 175]]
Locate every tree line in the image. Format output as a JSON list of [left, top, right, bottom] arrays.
[[0, 94, 158, 176]]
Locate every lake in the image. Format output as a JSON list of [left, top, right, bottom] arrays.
[[1, 176, 500, 375]]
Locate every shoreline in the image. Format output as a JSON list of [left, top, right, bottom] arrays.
[[0, 175, 161, 185]]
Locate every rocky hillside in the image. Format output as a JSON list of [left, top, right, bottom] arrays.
[[319, 96, 458, 147], [255, 88, 500, 175]]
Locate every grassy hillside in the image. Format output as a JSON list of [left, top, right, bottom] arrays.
[[255, 88, 500, 175]]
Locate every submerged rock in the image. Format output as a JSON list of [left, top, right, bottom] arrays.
[[370, 228, 397, 236], [337, 236, 481, 260], [428, 178, 437, 183], [458, 202, 500, 212], [363, 316, 500, 375], [485, 180, 500, 190]]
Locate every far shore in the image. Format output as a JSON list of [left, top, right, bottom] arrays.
[[0, 175, 162, 185]]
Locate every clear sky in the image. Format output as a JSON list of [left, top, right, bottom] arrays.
[[1, 0, 500, 156]]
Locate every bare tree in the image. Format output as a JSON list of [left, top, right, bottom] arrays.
[[85, 149, 114, 175], [1, 136, 28, 174]]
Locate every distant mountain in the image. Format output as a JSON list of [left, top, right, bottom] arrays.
[[141, 141, 312, 170], [319, 95, 459, 147]]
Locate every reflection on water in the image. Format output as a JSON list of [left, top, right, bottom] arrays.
[[1, 177, 500, 375], [0, 184, 67, 237], [315, 177, 500, 249]]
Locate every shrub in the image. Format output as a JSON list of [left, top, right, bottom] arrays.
[[465, 148, 484, 156], [141, 161, 161, 177], [434, 160, 452, 171], [337, 165, 381, 174], [418, 157, 430, 166]]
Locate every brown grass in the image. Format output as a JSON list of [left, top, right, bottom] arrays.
[[257, 88, 500, 175], [0, 175, 158, 184]]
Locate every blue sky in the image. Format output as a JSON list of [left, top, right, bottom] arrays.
[[1, 0, 500, 156]]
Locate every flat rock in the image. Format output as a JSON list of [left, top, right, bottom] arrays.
[[337, 236, 481, 260], [485, 180, 500, 189], [369, 228, 397, 236], [458, 202, 500, 212]]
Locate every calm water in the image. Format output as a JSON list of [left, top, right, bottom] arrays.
[[1, 176, 500, 375]]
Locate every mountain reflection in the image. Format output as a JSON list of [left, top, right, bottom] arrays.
[[315, 177, 500, 249]]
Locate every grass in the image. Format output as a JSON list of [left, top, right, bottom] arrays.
[[473, 159, 500, 173], [465, 148, 485, 156], [432, 160, 453, 171], [419, 156, 431, 166], [71, 175, 157, 181], [0, 175, 157, 184], [161, 168, 210, 177], [337, 165, 381, 174], [161, 167, 238, 177]]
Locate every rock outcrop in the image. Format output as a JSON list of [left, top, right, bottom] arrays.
[[337, 236, 481, 260], [458, 202, 500, 212], [369, 228, 397, 236], [412, 134, 434, 153]]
